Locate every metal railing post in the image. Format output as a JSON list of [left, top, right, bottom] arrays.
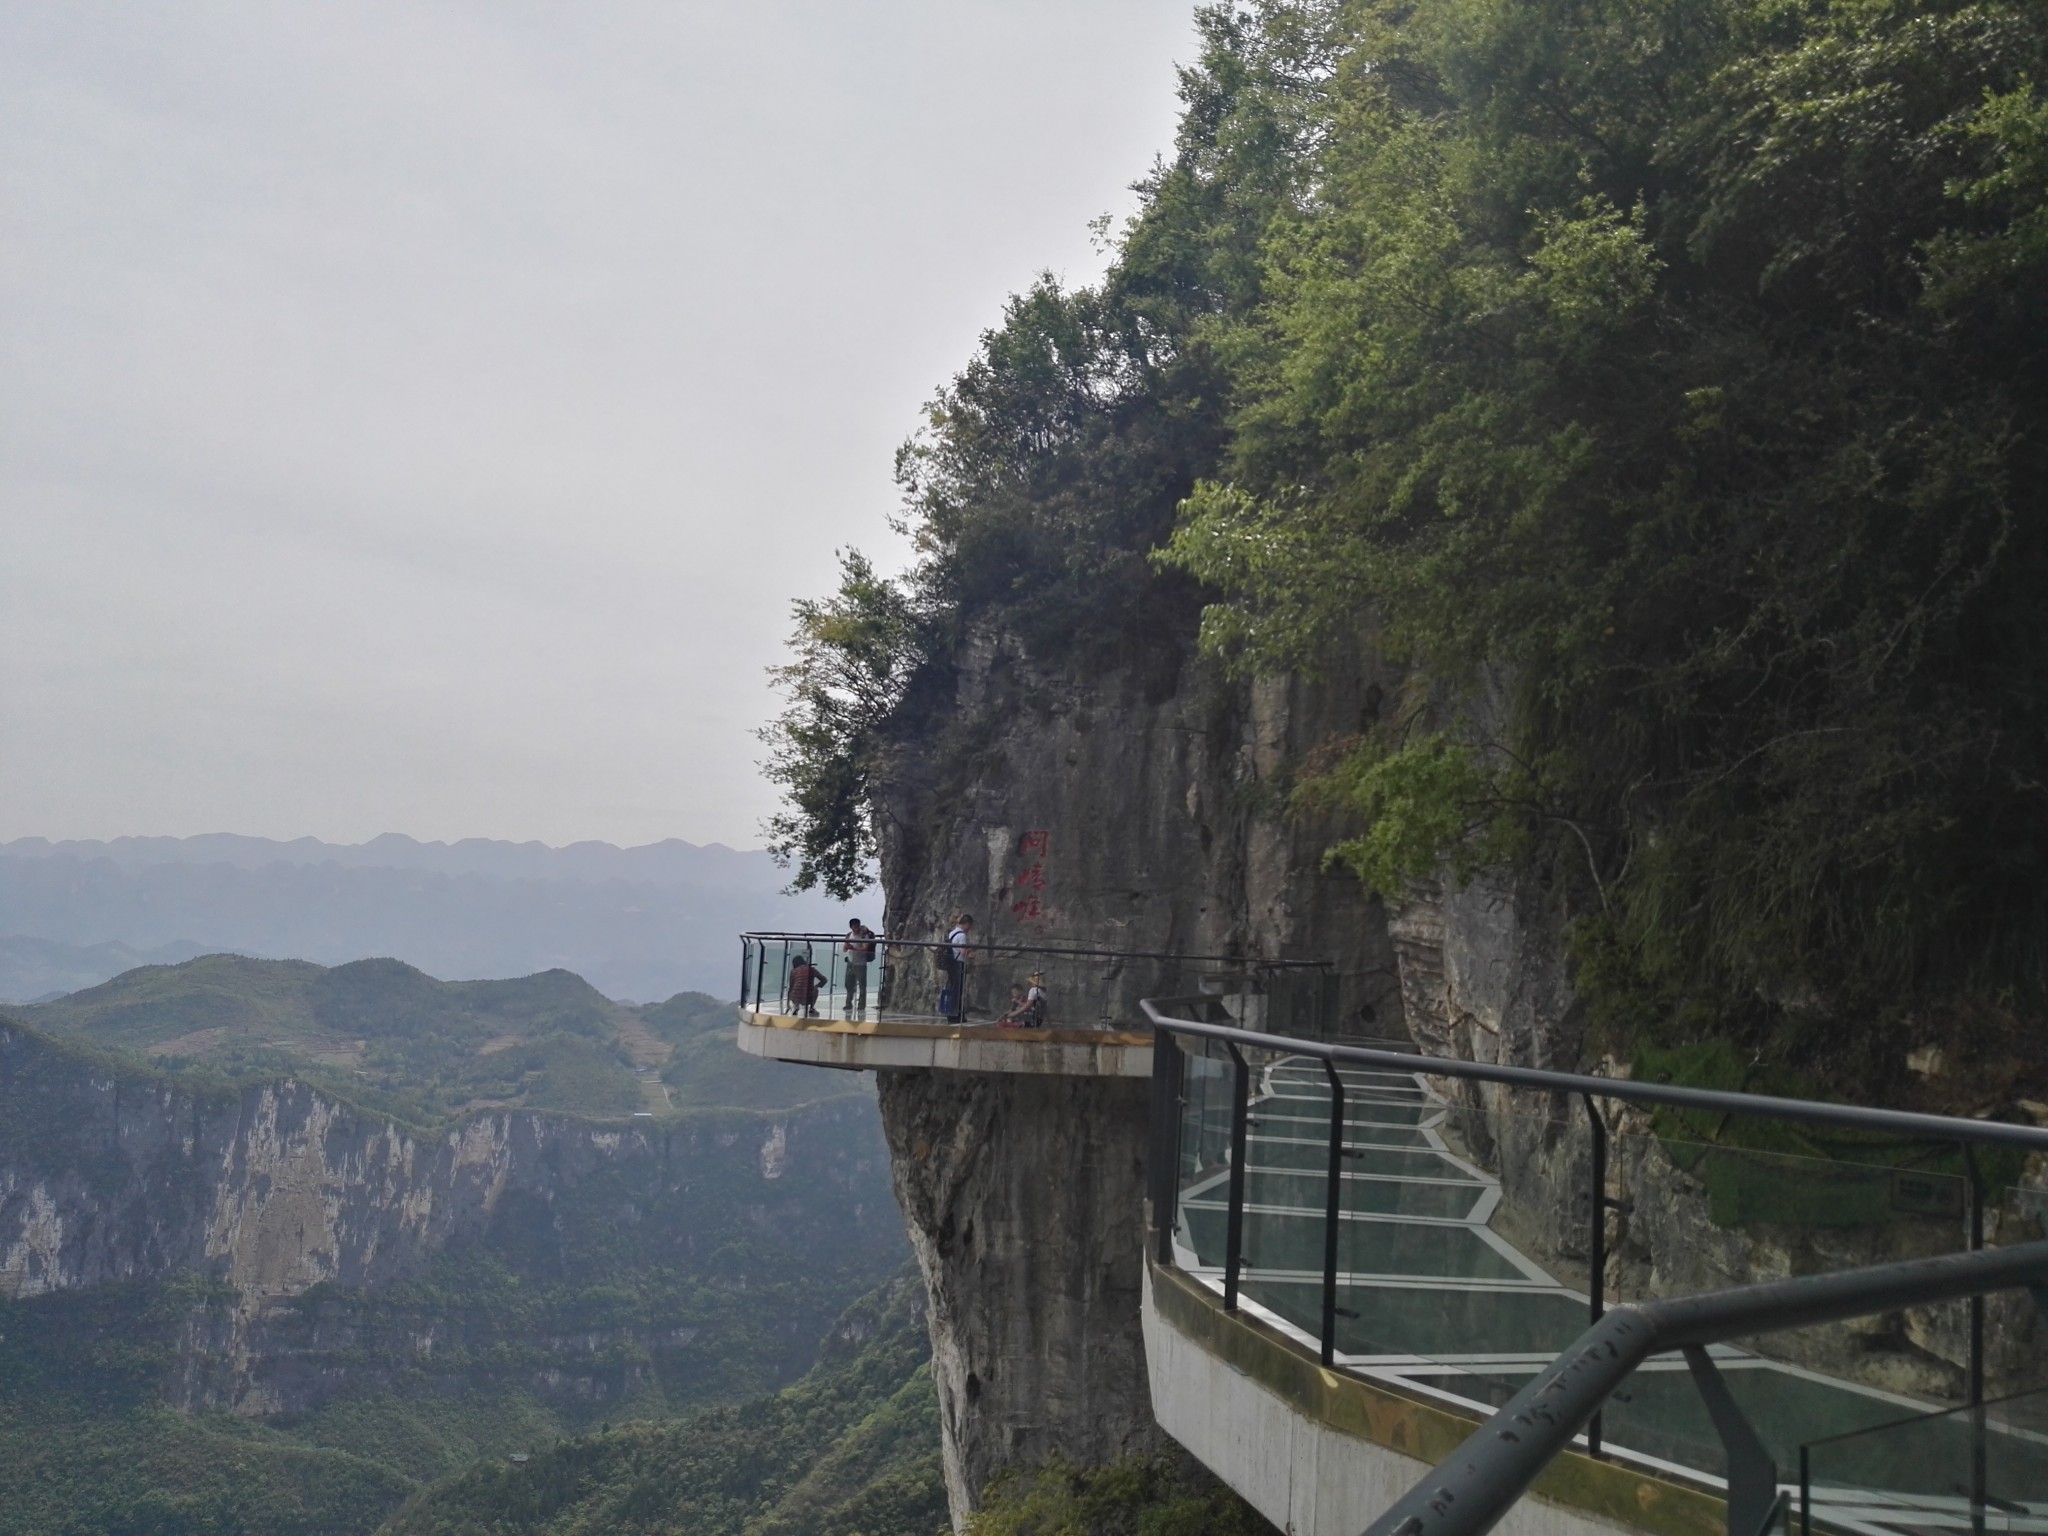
[[1224, 1041, 1251, 1314], [1358, 1238, 2048, 1536], [739, 938, 751, 1008], [1321, 1057, 1346, 1367], [1966, 1143, 1987, 1536], [1152, 1026, 1184, 1267], [1584, 1092, 1607, 1459], [753, 942, 767, 1012]]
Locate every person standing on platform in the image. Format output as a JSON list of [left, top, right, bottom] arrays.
[[843, 919, 877, 1017], [944, 914, 974, 1022]]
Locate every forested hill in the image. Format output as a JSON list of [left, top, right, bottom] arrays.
[[0, 973, 906, 1536], [767, 0, 2048, 1098], [379, 1274, 948, 1536], [19, 953, 858, 1124], [0, 834, 853, 1005]]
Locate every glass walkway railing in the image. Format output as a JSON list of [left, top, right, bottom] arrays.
[[1802, 1389, 2048, 1534], [1149, 1010, 2048, 1536], [739, 931, 1334, 1034]]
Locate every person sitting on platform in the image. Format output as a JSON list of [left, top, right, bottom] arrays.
[[786, 953, 822, 1018], [996, 975, 1048, 1028]]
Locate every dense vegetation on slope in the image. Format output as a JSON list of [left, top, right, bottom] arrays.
[[22, 954, 856, 1123], [0, 1270, 939, 1536], [378, 1275, 947, 1536], [767, 0, 2048, 1091], [0, 966, 905, 1536]]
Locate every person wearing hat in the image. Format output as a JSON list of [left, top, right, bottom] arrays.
[[996, 974, 1046, 1028]]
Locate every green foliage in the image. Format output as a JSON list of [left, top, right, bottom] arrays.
[[22, 957, 860, 1123], [0, 1270, 939, 1536], [1303, 732, 1528, 895], [0, 1402, 411, 1536], [1631, 1038, 2025, 1225], [760, 550, 937, 899], [1151, 0, 2048, 1054], [378, 1276, 946, 1536], [0, 1002, 906, 1536], [965, 1456, 1274, 1536], [0, 1277, 404, 1536], [758, 6, 1342, 887]]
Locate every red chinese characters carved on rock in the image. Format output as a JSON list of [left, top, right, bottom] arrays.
[[1012, 831, 1050, 923]]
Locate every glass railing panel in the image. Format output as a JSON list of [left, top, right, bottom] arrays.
[[1180, 1059, 2007, 1495], [1239, 1043, 1320, 1294], [1177, 1065, 1592, 1403], [1174, 1038, 1236, 1266], [1803, 1388, 2048, 1533], [1587, 1122, 1978, 1487]]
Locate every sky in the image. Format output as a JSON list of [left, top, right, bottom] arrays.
[[0, 0, 1201, 850]]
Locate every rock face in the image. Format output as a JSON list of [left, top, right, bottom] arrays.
[[870, 625, 2048, 1524], [878, 1071, 1153, 1516], [1388, 867, 2048, 1399], [0, 1021, 900, 1415], [871, 632, 1405, 1522]]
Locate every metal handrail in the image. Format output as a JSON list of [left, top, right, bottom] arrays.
[[1140, 1000, 2048, 1153], [1142, 1000, 2048, 1535], [741, 931, 1331, 968], [1358, 1241, 2048, 1536]]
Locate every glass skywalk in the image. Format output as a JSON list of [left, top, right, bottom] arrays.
[[1170, 1050, 2048, 1536]]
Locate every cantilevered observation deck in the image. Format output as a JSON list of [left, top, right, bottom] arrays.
[[735, 930, 1333, 1078], [1140, 1001, 2048, 1536]]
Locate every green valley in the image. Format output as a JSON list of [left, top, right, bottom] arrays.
[[0, 957, 914, 1536]]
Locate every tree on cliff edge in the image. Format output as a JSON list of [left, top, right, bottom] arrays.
[[765, 0, 2048, 1087]]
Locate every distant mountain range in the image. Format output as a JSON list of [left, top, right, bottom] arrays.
[[0, 834, 856, 1003]]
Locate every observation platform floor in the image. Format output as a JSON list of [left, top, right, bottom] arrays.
[[736, 1005, 1153, 1077]]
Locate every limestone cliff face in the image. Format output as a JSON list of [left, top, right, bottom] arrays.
[[0, 1021, 898, 1414], [870, 631, 1405, 1519], [1389, 870, 2048, 1398], [878, 1070, 1152, 1517], [869, 623, 2048, 1520]]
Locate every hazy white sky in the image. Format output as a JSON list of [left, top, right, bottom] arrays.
[[0, 1, 1199, 848]]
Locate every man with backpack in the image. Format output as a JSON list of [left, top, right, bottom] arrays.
[[843, 919, 877, 1017], [942, 914, 973, 1023]]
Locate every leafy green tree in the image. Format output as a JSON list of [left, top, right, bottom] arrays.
[[760, 551, 936, 899], [1164, 0, 2048, 1055], [760, 5, 1342, 893]]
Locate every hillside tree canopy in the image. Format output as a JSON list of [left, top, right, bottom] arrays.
[[764, 0, 2048, 1073]]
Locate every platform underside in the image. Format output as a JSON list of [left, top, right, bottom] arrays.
[[737, 1008, 1153, 1076]]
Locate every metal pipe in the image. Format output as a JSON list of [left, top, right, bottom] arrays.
[[1360, 1238, 2048, 1536], [1139, 1001, 2048, 1155], [1583, 1092, 1606, 1459], [1966, 1143, 1987, 1536], [1321, 1057, 1346, 1367], [1224, 1041, 1251, 1314], [1152, 1027, 1183, 1267], [740, 930, 1332, 971]]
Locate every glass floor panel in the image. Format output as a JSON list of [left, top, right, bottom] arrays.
[[1401, 1364, 1942, 1483], [1172, 1053, 2011, 1536], [1242, 1137, 1454, 1174], [1242, 1169, 1483, 1220], [1255, 1098, 1437, 1125], [1180, 1204, 1531, 1280], [1245, 1278, 1591, 1358]]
